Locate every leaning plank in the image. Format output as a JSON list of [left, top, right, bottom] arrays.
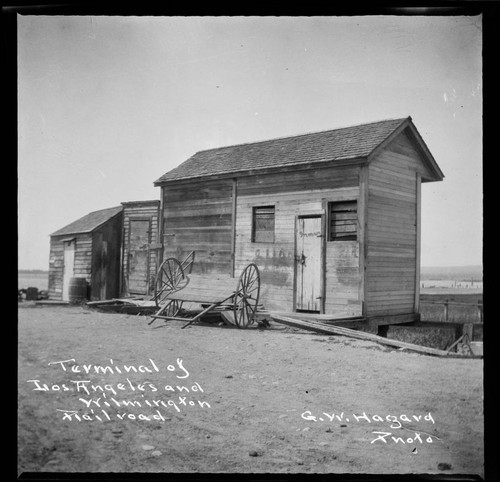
[[86, 300, 118, 306], [270, 314, 477, 358], [86, 298, 156, 307]]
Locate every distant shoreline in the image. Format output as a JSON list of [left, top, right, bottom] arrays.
[[18, 269, 49, 274]]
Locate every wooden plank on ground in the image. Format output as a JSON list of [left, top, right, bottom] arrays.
[[269, 314, 479, 358]]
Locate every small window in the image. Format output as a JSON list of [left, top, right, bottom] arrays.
[[252, 206, 275, 243], [329, 201, 357, 241]]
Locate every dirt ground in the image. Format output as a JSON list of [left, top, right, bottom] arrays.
[[18, 303, 484, 476]]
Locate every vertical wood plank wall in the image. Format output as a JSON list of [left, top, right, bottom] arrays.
[[234, 166, 361, 314], [365, 130, 431, 316], [91, 214, 122, 300], [48, 233, 93, 300], [162, 180, 233, 275], [121, 202, 160, 296], [324, 241, 361, 317]]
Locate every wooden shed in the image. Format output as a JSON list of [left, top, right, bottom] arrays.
[[120, 200, 161, 297], [48, 206, 123, 301], [153, 117, 444, 326]]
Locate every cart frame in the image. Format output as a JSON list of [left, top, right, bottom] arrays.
[[149, 252, 261, 329]]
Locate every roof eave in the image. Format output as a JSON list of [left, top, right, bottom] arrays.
[[366, 117, 411, 163], [366, 117, 444, 183], [121, 200, 160, 206], [49, 209, 123, 238], [154, 156, 368, 187], [405, 122, 445, 182], [50, 229, 93, 238]]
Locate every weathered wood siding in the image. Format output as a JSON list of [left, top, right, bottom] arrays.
[[234, 166, 362, 314], [162, 180, 233, 275], [121, 202, 160, 296], [365, 130, 425, 316], [48, 233, 93, 300], [324, 241, 362, 317], [91, 214, 122, 301]]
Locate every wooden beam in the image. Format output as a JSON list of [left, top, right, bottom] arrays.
[[121, 200, 160, 207], [119, 216, 126, 297], [292, 216, 298, 312], [158, 186, 165, 269], [231, 178, 237, 278], [321, 211, 327, 314], [270, 314, 477, 358], [415, 173, 421, 313], [358, 165, 368, 316], [366, 313, 420, 326]]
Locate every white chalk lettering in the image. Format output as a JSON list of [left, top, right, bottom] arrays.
[[370, 431, 392, 443], [425, 412, 435, 424], [301, 411, 317, 421], [32, 357, 208, 424], [386, 415, 402, 429], [48, 358, 162, 375], [352, 412, 371, 423], [26, 380, 71, 392], [371, 431, 436, 444], [57, 409, 81, 421], [71, 380, 92, 395], [48, 358, 76, 371], [176, 359, 189, 379]]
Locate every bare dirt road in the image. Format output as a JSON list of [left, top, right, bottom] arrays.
[[18, 303, 483, 476]]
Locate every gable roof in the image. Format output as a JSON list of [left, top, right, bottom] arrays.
[[154, 116, 443, 184], [50, 206, 123, 237]]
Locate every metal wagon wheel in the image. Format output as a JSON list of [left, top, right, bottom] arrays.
[[154, 257, 186, 316], [233, 263, 260, 328]]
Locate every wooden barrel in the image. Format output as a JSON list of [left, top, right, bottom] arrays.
[[26, 287, 39, 301], [69, 278, 87, 303]]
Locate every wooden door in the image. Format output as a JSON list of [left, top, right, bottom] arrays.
[[128, 219, 151, 294], [62, 239, 75, 301], [295, 216, 323, 312]]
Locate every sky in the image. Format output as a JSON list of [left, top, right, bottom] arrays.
[[17, 15, 482, 270]]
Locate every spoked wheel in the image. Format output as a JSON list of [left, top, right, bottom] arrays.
[[154, 257, 186, 308], [233, 263, 260, 328]]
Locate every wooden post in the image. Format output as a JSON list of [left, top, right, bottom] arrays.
[[377, 324, 389, 338], [478, 302, 483, 323], [320, 211, 327, 314], [414, 173, 421, 313], [462, 323, 473, 341], [231, 178, 237, 278], [358, 165, 368, 316], [158, 186, 165, 269], [444, 300, 449, 322], [454, 324, 463, 346], [292, 215, 298, 312], [118, 210, 126, 297]]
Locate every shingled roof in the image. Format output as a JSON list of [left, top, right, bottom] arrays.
[[50, 206, 122, 237], [155, 117, 423, 184]]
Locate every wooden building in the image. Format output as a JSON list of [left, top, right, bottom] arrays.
[[120, 200, 161, 297], [48, 206, 123, 301], [153, 117, 443, 325]]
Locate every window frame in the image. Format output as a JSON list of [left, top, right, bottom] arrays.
[[328, 200, 358, 242], [252, 205, 275, 243]]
